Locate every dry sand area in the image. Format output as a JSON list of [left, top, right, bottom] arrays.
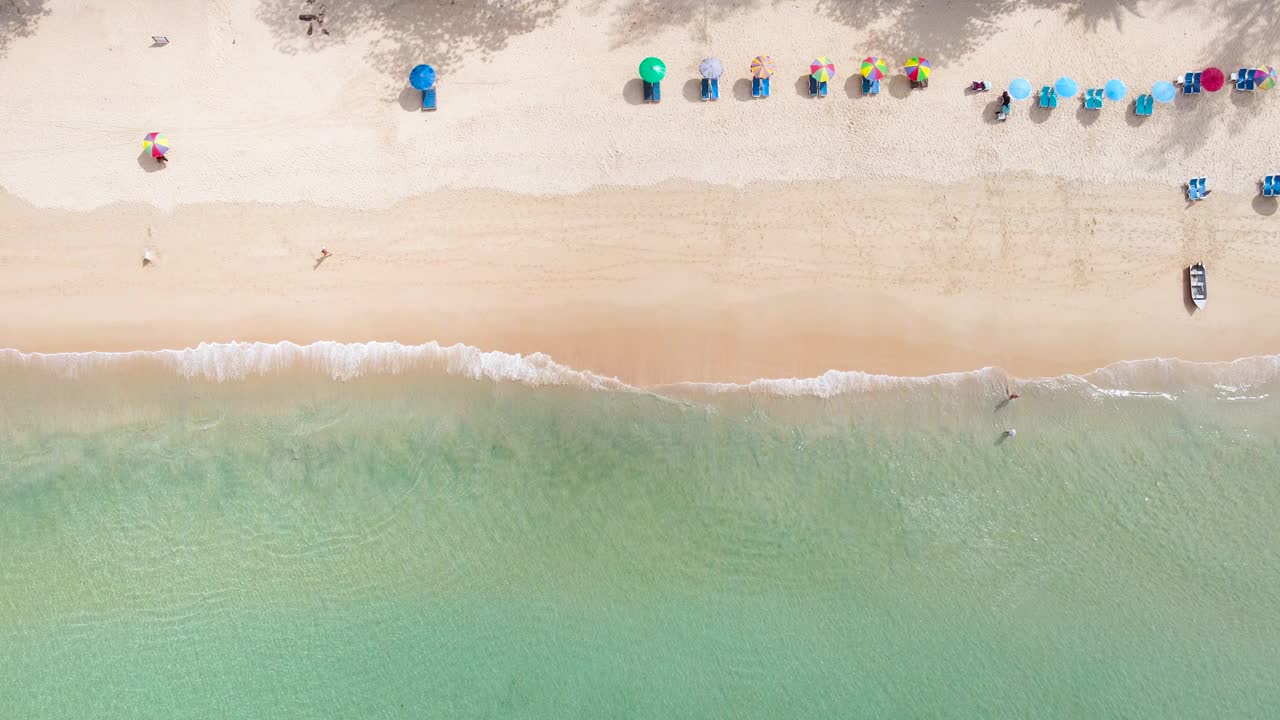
[[1, 0, 1279, 384]]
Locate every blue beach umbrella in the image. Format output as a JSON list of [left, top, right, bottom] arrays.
[[1104, 78, 1127, 101], [1055, 76, 1079, 98], [409, 64, 437, 90], [1151, 80, 1176, 103], [1008, 77, 1032, 100]]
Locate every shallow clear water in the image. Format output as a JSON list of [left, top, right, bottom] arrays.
[[2, 349, 1279, 718]]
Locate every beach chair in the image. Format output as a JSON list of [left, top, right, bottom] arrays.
[[1179, 72, 1202, 94], [1264, 175, 1279, 197], [1233, 69, 1255, 91], [643, 80, 661, 103], [1038, 86, 1058, 108], [862, 77, 880, 95], [1187, 177, 1207, 201], [996, 102, 1010, 121], [751, 77, 771, 98], [1084, 88, 1104, 109], [700, 78, 719, 101], [422, 86, 437, 111], [808, 77, 829, 97], [1135, 94, 1154, 116]]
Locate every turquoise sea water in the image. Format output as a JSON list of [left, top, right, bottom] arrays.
[[2, 344, 1279, 718]]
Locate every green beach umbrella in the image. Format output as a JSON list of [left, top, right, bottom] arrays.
[[639, 57, 666, 83]]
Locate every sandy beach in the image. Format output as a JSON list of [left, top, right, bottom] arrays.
[[1, 0, 1278, 384]]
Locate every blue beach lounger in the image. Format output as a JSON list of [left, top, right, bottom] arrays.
[[1234, 69, 1255, 91], [819, 80, 828, 97], [700, 78, 719, 101], [1180, 72, 1202, 94], [862, 77, 880, 95], [1187, 177, 1207, 201], [643, 80, 661, 103], [1135, 94, 1153, 116], [1039, 86, 1058, 108], [809, 76, 818, 97], [422, 86, 437, 111], [751, 77, 771, 98], [1084, 88, 1104, 109], [1264, 175, 1279, 197]]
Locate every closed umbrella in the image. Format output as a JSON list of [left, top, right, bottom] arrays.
[[142, 132, 169, 158], [639, 57, 666, 83], [1151, 80, 1176, 103], [861, 56, 887, 80], [1201, 67, 1225, 92], [750, 55, 776, 79], [1008, 77, 1031, 100], [1055, 76, 1079, 98], [699, 57, 724, 80], [409, 64, 437, 90], [1104, 78, 1127, 101], [810, 57, 835, 82]]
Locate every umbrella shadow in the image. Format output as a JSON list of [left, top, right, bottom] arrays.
[[1075, 104, 1100, 126], [844, 75, 861, 99], [397, 86, 421, 111], [1252, 194, 1278, 217], [1028, 101, 1052, 124], [794, 74, 814, 98], [732, 78, 753, 101], [886, 75, 911, 99], [622, 78, 645, 105], [137, 149, 166, 173], [682, 78, 703, 102], [982, 98, 1005, 125], [1123, 103, 1148, 127]]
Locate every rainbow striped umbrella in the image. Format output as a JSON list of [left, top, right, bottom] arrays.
[[810, 57, 835, 82], [1254, 65, 1276, 90], [905, 56, 931, 83], [142, 132, 169, 158], [860, 56, 888, 80], [750, 55, 776, 79]]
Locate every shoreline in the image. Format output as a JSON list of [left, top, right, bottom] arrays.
[[3, 177, 1278, 386]]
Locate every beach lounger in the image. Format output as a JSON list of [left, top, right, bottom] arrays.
[[1233, 69, 1255, 91], [1038, 86, 1058, 108], [422, 86, 437, 111], [643, 80, 661, 103], [1264, 175, 1279, 197], [1084, 88, 1104, 109], [862, 78, 880, 95], [700, 78, 719, 101], [1135, 94, 1153, 116], [819, 80, 828, 97], [1179, 72, 1202, 94], [1187, 177, 1207, 201], [751, 77, 771, 98], [809, 76, 820, 97]]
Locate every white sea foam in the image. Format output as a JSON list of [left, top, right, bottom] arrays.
[[2, 343, 1278, 399]]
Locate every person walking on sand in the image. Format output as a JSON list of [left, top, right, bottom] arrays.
[[320, 248, 331, 258]]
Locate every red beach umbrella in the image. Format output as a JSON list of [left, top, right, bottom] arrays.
[[1201, 67, 1225, 92]]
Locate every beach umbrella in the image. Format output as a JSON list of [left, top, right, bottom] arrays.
[[639, 57, 666, 83], [860, 56, 888, 80], [142, 131, 169, 158], [904, 57, 930, 83], [810, 57, 835, 82], [1201, 66, 1225, 92], [1008, 77, 1032, 100], [1104, 78, 1127, 101], [1054, 76, 1079, 98], [698, 57, 724, 80], [1151, 80, 1176, 103], [409, 64, 437, 90], [750, 55, 776, 79], [1254, 65, 1276, 90]]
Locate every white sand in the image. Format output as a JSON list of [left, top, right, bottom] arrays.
[[0, 0, 1276, 211]]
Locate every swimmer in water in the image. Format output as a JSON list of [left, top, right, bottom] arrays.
[[1006, 428, 1017, 438]]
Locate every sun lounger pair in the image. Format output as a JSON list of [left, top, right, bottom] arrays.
[[1263, 175, 1280, 197], [700, 78, 719, 101], [422, 86, 437, 111], [751, 77, 771, 98], [1134, 94, 1154, 116], [1179, 72, 1202, 94], [1187, 177, 1208, 201], [862, 78, 880, 95], [808, 77, 828, 97], [1083, 88, 1104, 109], [1039, 86, 1058, 108], [1232, 69, 1256, 91], [642, 80, 662, 103]]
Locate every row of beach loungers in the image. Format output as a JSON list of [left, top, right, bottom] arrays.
[[1186, 176, 1280, 201]]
